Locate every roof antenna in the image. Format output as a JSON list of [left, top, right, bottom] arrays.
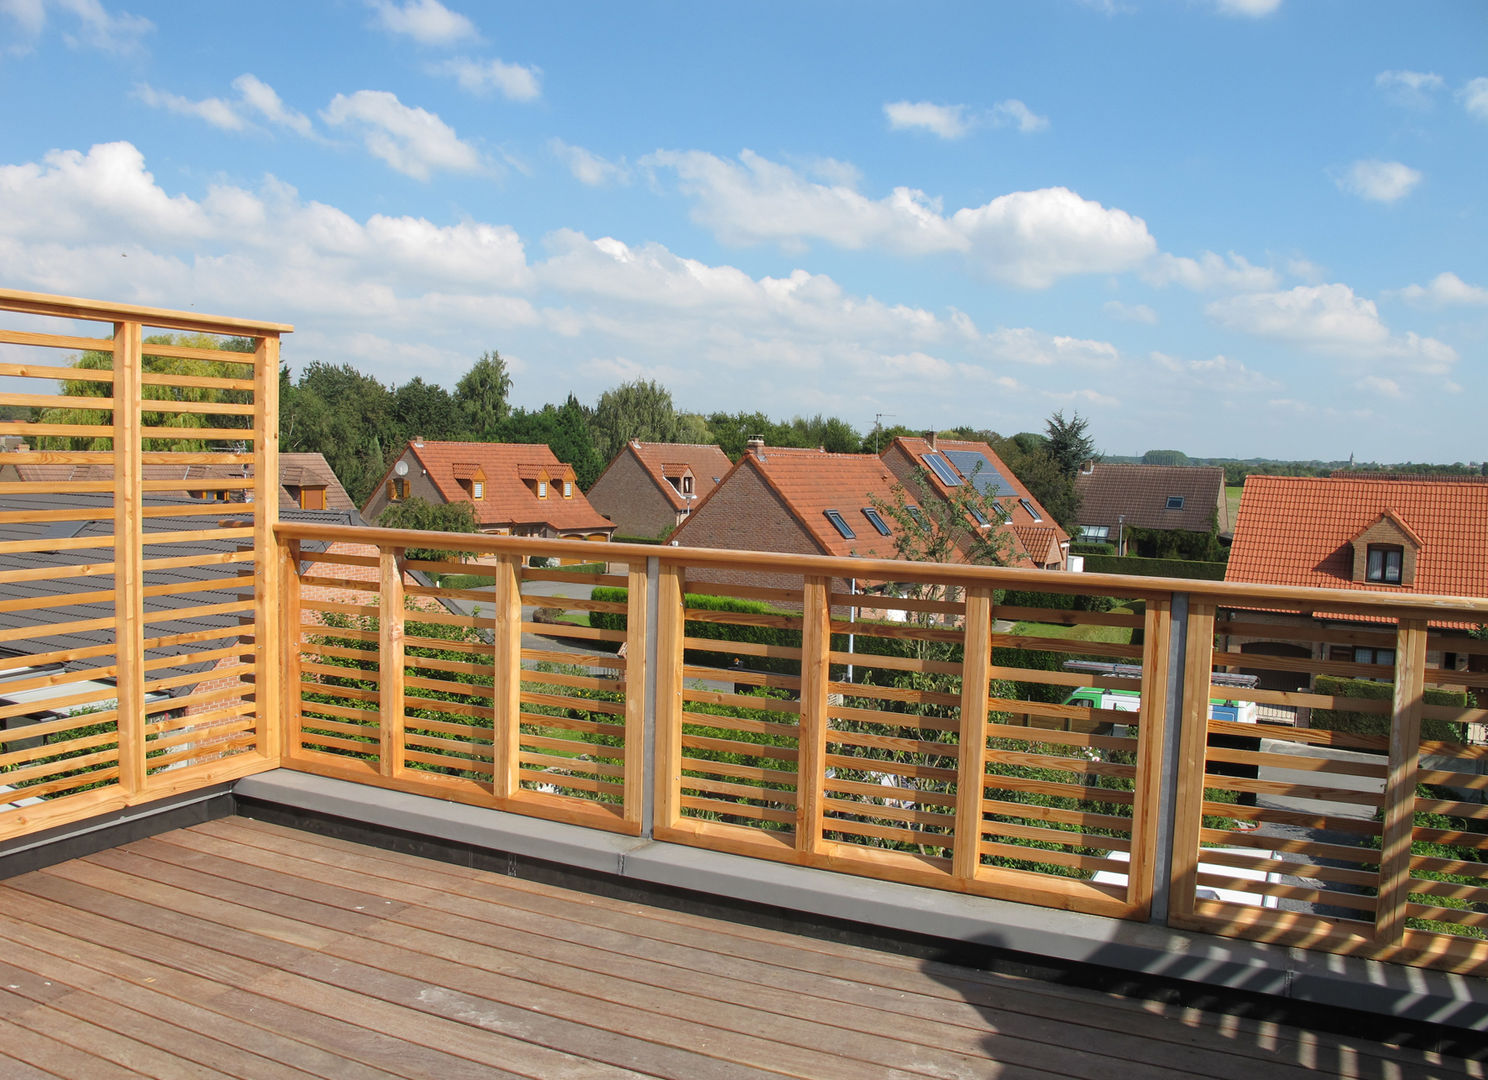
[[873, 413, 895, 455]]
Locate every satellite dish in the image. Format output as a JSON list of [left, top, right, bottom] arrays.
[[394, 461, 409, 476]]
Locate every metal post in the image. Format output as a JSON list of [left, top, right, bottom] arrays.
[[1149, 590, 1189, 924]]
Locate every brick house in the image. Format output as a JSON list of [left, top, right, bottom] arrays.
[[880, 435, 1069, 570], [1073, 462, 1230, 552], [586, 440, 733, 539], [362, 439, 614, 543], [1220, 475, 1488, 693]]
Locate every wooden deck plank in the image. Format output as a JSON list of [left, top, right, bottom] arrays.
[[208, 816, 1480, 1080], [0, 816, 1477, 1080], [126, 831, 1305, 1080]]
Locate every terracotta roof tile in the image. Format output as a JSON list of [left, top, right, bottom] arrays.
[[404, 441, 611, 533], [1226, 476, 1488, 618], [618, 441, 734, 512]]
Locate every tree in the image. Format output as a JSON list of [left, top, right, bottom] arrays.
[[550, 394, 604, 489], [590, 379, 681, 463], [1045, 410, 1097, 478], [392, 377, 458, 444], [36, 333, 255, 452], [1142, 449, 1190, 467], [376, 497, 479, 561], [453, 350, 512, 440], [990, 433, 1082, 534], [281, 361, 396, 506]]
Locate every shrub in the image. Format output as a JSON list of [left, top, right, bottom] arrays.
[[1079, 554, 1227, 581], [1310, 675, 1468, 744]]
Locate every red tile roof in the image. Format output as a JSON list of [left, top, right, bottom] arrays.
[[728, 447, 910, 559], [884, 437, 1069, 567], [1225, 475, 1488, 603], [616, 441, 734, 512], [1074, 463, 1228, 534], [402, 441, 612, 533]]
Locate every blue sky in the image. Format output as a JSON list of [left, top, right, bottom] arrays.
[[1, 0, 1484, 462]]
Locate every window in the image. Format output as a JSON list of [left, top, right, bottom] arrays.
[[388, 477, 408, 501], [300, 485, 326, 510], [967, 504, 989, 526], [537, 480, 548, 498], [1019, 498, 1042, 522], [563, 481, 573, 498], [824, 509, 855, 539], [906, 504, 928, 529], [681, 475, 693, 494], [1366, 545, 1403, 583], [862, 508, 891, 535], [1165, 495, 1185, 510], [1078, 525, 1109, 540], [994, 500, 1012, 524], [471, 481, 484, 500], [1354, 646, 1396, 670]]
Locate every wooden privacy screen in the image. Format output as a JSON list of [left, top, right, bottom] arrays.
[[1169, 593, 1488, 969], [280, 526, 649, 834], [0, 289, 289, 838], [647, 563, 1169, 920]]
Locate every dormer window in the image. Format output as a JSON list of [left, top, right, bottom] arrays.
[[472, 481, 483, 500], [537, 480, 548, 498], [563, 480, 573, 498], [1366, 545, 1403, 584], [682, 475, 693, 495]]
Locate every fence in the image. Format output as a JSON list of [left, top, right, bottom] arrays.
[[3, 289, 1487, 975]]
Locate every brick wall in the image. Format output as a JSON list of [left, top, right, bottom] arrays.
[[587, 450, 678, 538]]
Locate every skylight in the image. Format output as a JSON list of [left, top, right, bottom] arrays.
[[862, 507, 891, 535], [906, 504, 928, 529], [824, 509, 855, 539], [1166, 495, 1184, 509], [1019, 498, 1042, 522]]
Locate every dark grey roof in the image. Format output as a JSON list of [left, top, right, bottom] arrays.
[[0, 492, 366, 697]]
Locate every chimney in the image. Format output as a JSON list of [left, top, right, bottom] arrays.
[[924, 430, 938, 450], [746, 435, 765, 455], [414, 435, 424, 448]]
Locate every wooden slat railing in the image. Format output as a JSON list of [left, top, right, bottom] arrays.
[[5, 290, 1488, 976]]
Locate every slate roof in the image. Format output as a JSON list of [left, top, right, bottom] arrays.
[[603, 441, 734, 513], [0, 452, 354, 512], [392, 441, 613, 534], [1225, 475, 1488, 602], [0, 492, 360, 695], [1074, 463, 1228, 535], [884, 437, 1069, 567]]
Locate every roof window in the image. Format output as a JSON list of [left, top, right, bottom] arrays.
[[824, 510, 855, 539], [862, 507, 891, 535], [1165, 495, 1184, 510], [1019, 498, 1042, 522]]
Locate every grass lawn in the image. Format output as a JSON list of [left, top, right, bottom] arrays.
[[1011, 620, 1133, 644], [1226, 484, 1243, 526]]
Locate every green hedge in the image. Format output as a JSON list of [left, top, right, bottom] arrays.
[[1079, 554, 1228, 580], [592, 587, 803, 673], [1068, 541, 1117, 556], [1310, 675, 1468, 744], [612, 534, 665, 545]]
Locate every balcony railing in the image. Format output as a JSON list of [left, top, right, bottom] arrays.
[[3, 289, 1487, 977]]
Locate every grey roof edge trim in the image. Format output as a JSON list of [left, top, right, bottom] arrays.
[[233, 770, 1488, 1032]]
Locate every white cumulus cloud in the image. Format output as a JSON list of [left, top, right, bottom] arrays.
[[1335, 159, 1422, 203], [883, 101, 971, 139], [1212, 0, 1281, 15], [134, 83, 244, 131], [549, 139, 629, 187], [1143, 251, 1277, 292], [2, 0, 152, 52], [988, 99, 1049, 133], [232, 74, 314, 137], [368, 0, 476, 45], [646, 150, 1156, 287], [135, 75, 314, 138], [321, 90, 482, 180], [1396, 271, 1488, 308], [437, 56, 542, 101], [1104, 300, 1158, 324], [1207, 283, 1456, 373], [1460, 77, 1488, 122]]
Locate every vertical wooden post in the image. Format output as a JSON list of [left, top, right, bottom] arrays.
[[1375, 618, 1428, 945], [622, 562, 649, 829], [1167, 599, 1216, 921], [795, 575, 832, 857], [1128, 594, 1174, 917], [112, 319, 145, 797], [278, 538, 302, 762], [651, 564, 685, 833], [953, 587, 994, 883], [253, 333, 282, 763], [378, 547, 406, 778], [491, 554, 523, 799]]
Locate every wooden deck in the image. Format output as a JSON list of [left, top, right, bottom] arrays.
[[0, 818, 1477, 1080]]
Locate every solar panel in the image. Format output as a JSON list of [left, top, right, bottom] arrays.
[[943, 450, 1016, 498], [921, 452, 961, 487]]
